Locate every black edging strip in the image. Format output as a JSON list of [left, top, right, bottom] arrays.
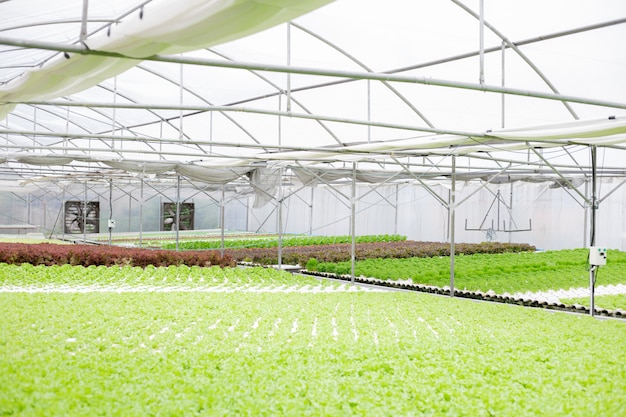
[[299, 269, 625, 320]]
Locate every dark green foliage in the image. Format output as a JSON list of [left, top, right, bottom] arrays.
[[313, 249, 626, 294], [305, 258, 319, 271]]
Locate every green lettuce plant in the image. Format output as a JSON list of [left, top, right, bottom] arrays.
[[1, 288, 624, 416], [315, 249, 626, 294]]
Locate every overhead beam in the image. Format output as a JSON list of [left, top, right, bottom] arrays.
[[2, 136, 626, 180], [1, 37, 625, 110], [7, 100, 486, 138]]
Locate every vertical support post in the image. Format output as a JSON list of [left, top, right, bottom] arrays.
[[64, 105, 70, 155], [27, 193, 32, 226], [286, 23, 292, 113], [583, 179, 589, 248], [508, 182, 514, 243], [82, 182, 87, 243], [175, 175, 181, 251], [590, 267, 596, 317], [61, 187, 66, 240], [501, 41, 506, 128], [245, 195, 250, 233], [33, 106, 37, 147], [367, 80, 371, 143], [139, 176, 144, 248], [127, 187, 131, 232], [80, 0, 89, 42], [450, 155, 456, 297], [350, 162, 357, 284], [479, 0, 485, 85], [43, 200, 47, 233], [209, 112, 213, 154], [589, 146, 598, 317], [496, 190, 501, 231], [309, 187, 314, 235], [278, 24, 289, 265], [112, 77, 117, 150], [159, 120, 164, 154], [394, 184, 399, 235], [447, 189, 451, 242], [277, 168, 284, 268], [178, 64, 184, 140], [220, 184, 225, 257], [108, 178, 113, 246]]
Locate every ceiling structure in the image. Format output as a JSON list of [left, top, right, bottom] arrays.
[[1, 0, 626, 193]]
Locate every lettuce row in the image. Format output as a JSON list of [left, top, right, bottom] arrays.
[[1, 289, 625, 416]]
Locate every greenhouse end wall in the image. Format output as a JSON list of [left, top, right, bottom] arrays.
[[0, 178, 624, 251], [247, 178, 626, 251]]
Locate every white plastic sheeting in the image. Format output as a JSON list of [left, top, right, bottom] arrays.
[[4, 116, 626, 169], [0, 0, 334, 119], [486, 117, 626, 144]]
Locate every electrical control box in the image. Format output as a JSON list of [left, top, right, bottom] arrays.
[[589, 246, 607, 266], [108, 219, 116, 229]]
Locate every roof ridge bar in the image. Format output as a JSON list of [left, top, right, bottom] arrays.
[[0, 37, 625, 110]]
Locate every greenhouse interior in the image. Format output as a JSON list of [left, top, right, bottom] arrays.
[[1, 0, 625, 251], [2, 1, 626, 415]]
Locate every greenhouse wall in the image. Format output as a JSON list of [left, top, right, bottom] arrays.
[[247, 178, 625, 251], [1, 178, 624, 251]]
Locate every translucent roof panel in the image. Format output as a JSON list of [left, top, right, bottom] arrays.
[[0, 0, 625, 186]]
